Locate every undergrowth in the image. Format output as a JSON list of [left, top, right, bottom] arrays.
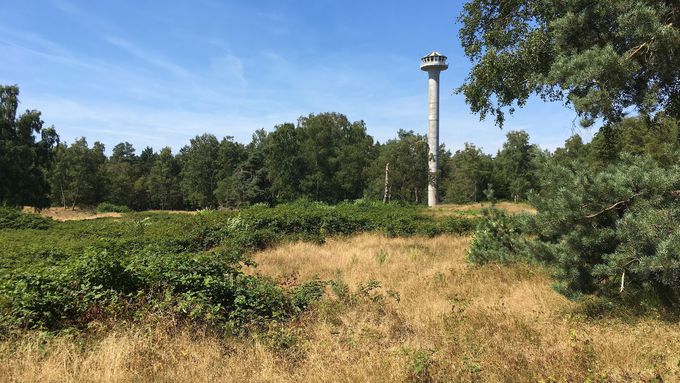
[[0, 207, 52, 230], [0, 201, 476, 333]]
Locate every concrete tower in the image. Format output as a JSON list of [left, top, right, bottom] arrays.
[[420, 51, 448, 207]]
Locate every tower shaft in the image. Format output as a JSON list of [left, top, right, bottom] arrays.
[[420, 51, 447, 207], [427, 70, 440, 207]]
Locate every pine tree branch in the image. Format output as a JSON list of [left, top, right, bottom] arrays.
[[584, 192, 644, 219], [627, 42, 649, 59], [627, 23, 672, 60]]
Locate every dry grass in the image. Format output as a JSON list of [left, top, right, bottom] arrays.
[[422, 202, 536, 218], [23, 207, 122, 221], [2, 234, 679, 382], [22, 207, 198, 221], [145, 210, 198, 215]]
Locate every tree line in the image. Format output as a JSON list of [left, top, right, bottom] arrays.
[[5, 82, 680, 211]]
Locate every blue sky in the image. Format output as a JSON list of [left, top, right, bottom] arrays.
[[1, 0, 593, 154]]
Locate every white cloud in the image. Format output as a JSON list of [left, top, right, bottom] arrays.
[[210, 54, 246, 84], [0, 27, 98, 70], [105, 36, 194, 78], [27, 95, 305, 153]]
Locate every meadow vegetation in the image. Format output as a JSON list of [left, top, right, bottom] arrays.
[[1, 1, 678, 381], [0, 202, 476, 333], [2, 229, 678, 382]]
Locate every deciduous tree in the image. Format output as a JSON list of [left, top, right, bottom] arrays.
[[179, 134, 221, 208], [0, 85, 59, 208], [148, 147, 183, 210]]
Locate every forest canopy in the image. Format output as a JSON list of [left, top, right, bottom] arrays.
[[458, 0, 679, 127]]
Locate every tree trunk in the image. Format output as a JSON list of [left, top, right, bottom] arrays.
[[383, 162, 390, 204], [71, 185, 79, 210], [60, 181, 66, 209]]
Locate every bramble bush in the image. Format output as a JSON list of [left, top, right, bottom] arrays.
[[0, 207, 52, 230], [0, 202, 476, 332], [95, 202, 131, 213]]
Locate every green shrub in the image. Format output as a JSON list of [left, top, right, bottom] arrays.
[[441, 216, 480, 234], [0, 248, 299, 331], [290, 279, 326, 312], [71, 249, 139, 293], [95, 202, 131, 213], [0, 201, 479, 332], [0, 207, 52, 230], [406, 348, 436, 383], [229, 274, 289, 329], [467, 208, 532, 265], [1, 270, 79, 329], [465, 154, 680, 309]]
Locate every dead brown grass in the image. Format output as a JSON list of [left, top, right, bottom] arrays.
[[422, 202, 536, 218], [23, 207, 122, 221], [145, 210, 198, 215], [22, 207, 197, 221], [1, 234, 678, 382]]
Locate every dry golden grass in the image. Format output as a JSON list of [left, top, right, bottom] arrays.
[[2, 234, 679, 382], [145, 210, 198, 215], [23, 207, 122, 221], [422, 202, 536, 218], [22, 207, 198, 221]]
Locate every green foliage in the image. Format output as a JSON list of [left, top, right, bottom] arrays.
[[179, 134, 221, 209], [0, 85, 59, 208], [50, 138, 108, 208], [0, 207, 52, 230], [290, 279, 326, 312], [105, 142, 138, 209], [148, 147, 183, 210], [367, 130, 428, 203], [214, 137, 250, 208], [264, 113, 375, 203], [470, 154, 680, 310], [2, 270, 85, 329], [587, 116, 680, 170], [530, 155, 680, 303], [493, 131, 543, 201], [467, 208, 531, 265], [442, 143, 493, 203], [2, 84, 550, 210], [458, 0, 680, 127], [552, 135, 589, 169], [237, 200, 477, 239], [0, 202, 477, 332], [258, 323, 303, 355], [95, 202, 131, 213], [406, 348, 436, 383]]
